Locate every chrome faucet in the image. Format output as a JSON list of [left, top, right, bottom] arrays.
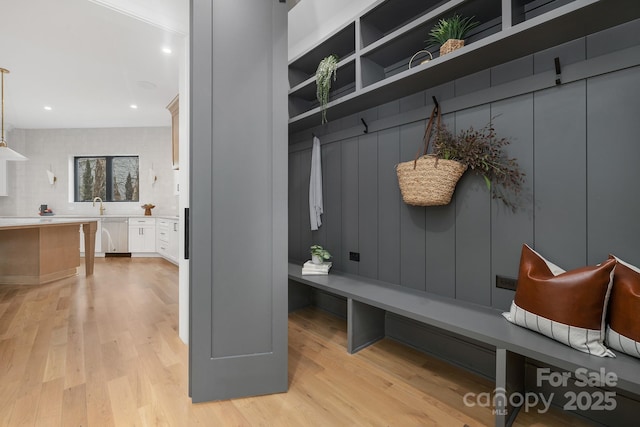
[[92, 197, 106, 215]]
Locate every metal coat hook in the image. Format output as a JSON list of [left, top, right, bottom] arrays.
[[361, 118, 368, 134], [432, 96, 439, 113], [554, 57, 562, 85]]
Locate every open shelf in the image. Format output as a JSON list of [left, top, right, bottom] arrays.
[[360, 0, 502, 87], [361, 14, 502, 87], [512, 0, 576, 25], [288, 59, 357, 118], [360, 0, 450, 48], [288, 0, 640, 134], [288, 22, 356, 88]]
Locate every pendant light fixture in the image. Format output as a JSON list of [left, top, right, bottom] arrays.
[[0, 68, 27, 161]]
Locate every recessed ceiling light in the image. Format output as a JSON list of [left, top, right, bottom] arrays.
[[44, 106, 52, 111], [130, 104, 138, 109], [162, 47, 172, 54], [136, 80, 157, 90]]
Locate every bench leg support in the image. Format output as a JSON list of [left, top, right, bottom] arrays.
[[348, 299, 385, 354], [495, 348, 525, 427], [288, 280, 314, 313]]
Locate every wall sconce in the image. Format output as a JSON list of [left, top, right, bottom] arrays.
[[46, 169, 57, 185], [148, 167, 157, 185]]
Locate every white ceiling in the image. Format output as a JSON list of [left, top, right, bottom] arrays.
[[0, 0, 187, 130]]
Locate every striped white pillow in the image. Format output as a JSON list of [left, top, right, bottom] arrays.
[[606, 256, 640, 358]]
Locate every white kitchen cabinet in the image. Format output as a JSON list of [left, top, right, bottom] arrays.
[[156, 218, 178, 264], [128, 217, 156, 253], [173, 170, 180, 195], [169, 219, 178, 262]]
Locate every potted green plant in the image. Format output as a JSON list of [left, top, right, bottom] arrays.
[[432, 122, 525, 211], [310, 245, 332, 264], [315, 54, 339, 124], [427, 14, 479, 57]]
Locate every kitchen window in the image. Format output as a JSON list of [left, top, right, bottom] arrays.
[[74, 156, 139, 202]]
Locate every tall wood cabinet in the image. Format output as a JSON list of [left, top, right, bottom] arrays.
[[166, 95, 179, 169]]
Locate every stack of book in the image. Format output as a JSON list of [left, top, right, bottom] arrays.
[[302, 260, 332, 275]]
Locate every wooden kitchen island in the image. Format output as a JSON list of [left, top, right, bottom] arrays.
[[0, 218, 97, 285]]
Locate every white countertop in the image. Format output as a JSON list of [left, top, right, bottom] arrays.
[[0, 217, 99, 229], [1, 215, 179, 220]]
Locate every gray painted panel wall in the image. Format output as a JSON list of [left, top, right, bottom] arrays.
[[324, 142, 343, 270], [289, 30, 640, 312], [358, 133, 379, 279], [454, 106, 492, 305], [399, 121, 426, 291], [299, 150, 313, 260], [586, 67, 640, 265], [341, 138, 359, 275], [424, 202, 456, 297], [377, 128, 401, 285], [490, 95, 535, 309], [533, 81, 587, 269]]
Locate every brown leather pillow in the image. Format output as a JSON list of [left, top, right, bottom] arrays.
[[607, 256, 640, 358], [502, 244, 616, 357]]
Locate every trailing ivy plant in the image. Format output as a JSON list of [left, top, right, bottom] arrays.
[[316, 54, 339, 124], [427, 14, 479, 46], [432, 121, 525, 211]]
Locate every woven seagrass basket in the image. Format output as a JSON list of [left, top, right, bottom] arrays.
[[396, 155, 467, 206], [440, 39, 465, 56]]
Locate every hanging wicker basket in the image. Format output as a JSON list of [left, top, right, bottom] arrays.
[[396, 105, 467, 206], [396, 155, 466, 206]]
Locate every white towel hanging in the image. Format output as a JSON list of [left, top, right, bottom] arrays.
[[309, 136, 323, 230]]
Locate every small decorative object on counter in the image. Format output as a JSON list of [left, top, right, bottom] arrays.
[[302, 260, 332, 276], [427, 14, 479, 57], [309, 244, 331, 265], [141, 204, 155, 216], [38, 204, 54, 216], [304, 245, 332, 275]]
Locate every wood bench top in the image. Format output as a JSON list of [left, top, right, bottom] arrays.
[[289, 262, 640, 395]]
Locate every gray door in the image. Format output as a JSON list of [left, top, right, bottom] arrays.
[[189, 0, 288, 402]]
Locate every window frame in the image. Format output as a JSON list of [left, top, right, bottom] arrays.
[[73, 155, 140, 202]]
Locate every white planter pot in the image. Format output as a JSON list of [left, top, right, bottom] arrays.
[[311, 254, 323, 264]]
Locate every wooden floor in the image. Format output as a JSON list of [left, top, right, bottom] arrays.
[[0, 258, 592, 426]]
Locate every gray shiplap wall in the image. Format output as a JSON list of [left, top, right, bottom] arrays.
[[288, 20, 640, 312]]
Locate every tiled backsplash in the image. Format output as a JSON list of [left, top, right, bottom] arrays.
[[0, 127, 178, 217]]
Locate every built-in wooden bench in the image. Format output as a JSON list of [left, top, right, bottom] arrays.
[[288, 262, 640, 427]]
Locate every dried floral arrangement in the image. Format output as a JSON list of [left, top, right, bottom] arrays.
[[432, 122, 525, 210]]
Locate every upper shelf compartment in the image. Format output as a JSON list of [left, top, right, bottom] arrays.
[[361, 0, 502, 88], [288, 0, 640, 133], [512, 0, 576, 25], [288, 22, 356, 88], [288, 58, 356, 119], [360, 0, 450, 48]]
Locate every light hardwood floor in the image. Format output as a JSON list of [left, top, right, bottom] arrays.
[[0, 258, 592, 426]]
